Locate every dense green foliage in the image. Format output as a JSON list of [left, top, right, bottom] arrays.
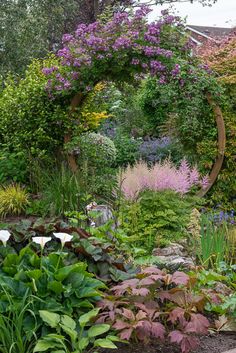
[[76, 132, 117, 167], [0, 151, 28, 184], [0, 242, 109, 352], [0, 57, 69, 161], [119, 190, 203, 251]]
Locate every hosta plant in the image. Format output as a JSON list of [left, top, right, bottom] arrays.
[[97, 267, 211, 353], [0, 244, 107, 348], [34, 309, 118, 353]]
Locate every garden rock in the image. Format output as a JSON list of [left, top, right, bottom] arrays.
[[152, 243, 195, 271], [86, 202, 115, 227]]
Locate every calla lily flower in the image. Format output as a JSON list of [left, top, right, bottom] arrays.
[[53, 232, 73, 246], [0, 230, 11, 246], [32, 236, 52, 249]]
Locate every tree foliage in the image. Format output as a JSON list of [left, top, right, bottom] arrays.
[[0, 0, 217, 77]]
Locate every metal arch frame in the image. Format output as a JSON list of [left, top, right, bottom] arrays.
[[66, 91, 226, 197]]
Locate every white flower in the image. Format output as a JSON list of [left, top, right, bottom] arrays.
[[86, 202, 97, 211], [53, 232, 73, 246], [32, 236, 52, 249], [90, 221, 96, 228], [0, 230, 11, 246]]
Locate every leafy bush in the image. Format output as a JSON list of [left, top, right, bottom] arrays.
[[0, 151, 28, 184], [119, 190, 203, 251], [0, 184, 29, 218], [0, 57, 69, 161], [190, 264, 236, 331], [196, 109, 236, 208], [76, 132, 117, 167], [97, 267, 211, 353], [66, 133, 118, 199], [113, 132, 141, 167]]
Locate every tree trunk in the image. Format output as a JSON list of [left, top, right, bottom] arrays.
[[65, 92, 86, 173]]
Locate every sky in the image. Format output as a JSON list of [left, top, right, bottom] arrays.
[[149, 0, 236, 27]]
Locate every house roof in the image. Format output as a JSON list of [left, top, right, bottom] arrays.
[[187, 25, 233, 39]]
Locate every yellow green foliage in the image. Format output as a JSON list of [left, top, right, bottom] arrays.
[[80, 82, 111, 128], [0, 56, 69, 159], [0, 184, 29, 218]]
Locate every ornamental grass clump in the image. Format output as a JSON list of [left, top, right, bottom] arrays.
[[119, 159, 208, 200], [0, 184, 29, 218]]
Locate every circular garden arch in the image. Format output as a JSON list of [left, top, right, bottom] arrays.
[[43, 6, 226, 196]]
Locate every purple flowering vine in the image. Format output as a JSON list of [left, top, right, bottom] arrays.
[[42, 7, 191, 94]]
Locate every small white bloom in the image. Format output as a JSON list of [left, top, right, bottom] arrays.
[[90, 221, 96, 228], [86, 202, 97, 211], [53, 232, 73, 246], [0, 230, 11, 247], [32, 236, 52, 249]]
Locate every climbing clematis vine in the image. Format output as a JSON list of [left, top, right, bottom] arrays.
[[42, 7, 193, 95]]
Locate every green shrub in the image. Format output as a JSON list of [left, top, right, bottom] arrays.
[[119, 190, 203, 252], [0, 57, 69, 161], [66, 133, 118, 199], [0, 184, 29, 218], [113, 132, 141, 167], [0, 151, 28, 184], [77, 132, 117, 167]]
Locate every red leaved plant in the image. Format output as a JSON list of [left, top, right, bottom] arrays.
[[97, 267, 210, 353]]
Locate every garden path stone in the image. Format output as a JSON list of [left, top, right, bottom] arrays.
[[152, 242, 195, 271]]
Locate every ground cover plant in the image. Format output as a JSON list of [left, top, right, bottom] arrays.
[[96, 265, 236, 353]]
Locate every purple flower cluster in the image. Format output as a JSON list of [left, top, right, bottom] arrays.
[[207, 210, 236, 226], [139, 136, 171, 163], [42, 6, 190, 94], [171, 64, 181, 77], [42, 66, 58, 75]]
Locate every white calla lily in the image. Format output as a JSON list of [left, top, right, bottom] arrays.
[[0, 230, 11, 246], [53, 233, 73, 246], [32, 236, 52, 249]]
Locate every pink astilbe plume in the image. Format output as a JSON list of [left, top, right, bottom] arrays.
[[119, 159, 208, 200]]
